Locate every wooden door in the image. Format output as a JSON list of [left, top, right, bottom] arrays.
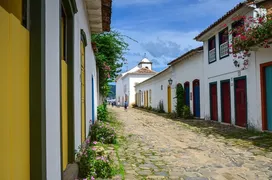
[[210, 83, 218, 121], [184, 82, 190, 107], [265, 66, 272, 131], [168, 86, 172, 113], [193, 80, 200, 117], [221, 81, 231, 123], [235, 78, 247, 127]]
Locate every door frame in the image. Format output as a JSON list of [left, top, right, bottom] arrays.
[[209, 81, 218, 121], [220, 79, 231, 123], [167, 85, 172, 113], [193, 79, 200, 117], [234, 76, 247, 127], [260, 61, 272, 130]]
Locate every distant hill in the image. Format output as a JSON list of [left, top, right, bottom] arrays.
[[108, 84, 116, 99]]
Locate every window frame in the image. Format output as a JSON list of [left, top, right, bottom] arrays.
[[208, 36, 216, 64], [219, 27, 229, 59]]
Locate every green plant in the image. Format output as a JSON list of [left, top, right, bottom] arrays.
[[92, 31, 131, 97], [77, 143, 115, 179], [97, 103, 108, 121], [175, 83, 185, 117], [132, 103, 138, 108], [148, 106, 152, 111], [182, 105, 193, 119], [157, 100, 165, 113], [89, 121, 117, 144]]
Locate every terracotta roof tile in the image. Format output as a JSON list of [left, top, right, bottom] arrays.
[[134, 68, 156, 74]]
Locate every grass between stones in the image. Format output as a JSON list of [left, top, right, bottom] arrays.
[[135, 107, 272, 153], [107, 111, 126, 180]]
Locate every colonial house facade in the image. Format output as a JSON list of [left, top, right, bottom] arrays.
[[195, 0, 271, 130], [0, 0, 111, 179], [135, 0, 272, 132], [115, 58, 156, 106], [135, 47, 205, 117]]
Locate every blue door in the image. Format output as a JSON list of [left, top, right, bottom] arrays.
[[265, 66, 272, 131], [193, 80, 200, 117], [92, 76, 95, 124], [184, 82, 190, 107]]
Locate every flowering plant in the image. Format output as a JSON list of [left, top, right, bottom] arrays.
[[89, 121, 117, 144], [227, 11, 272, 69], [76, 141, 115, 179]]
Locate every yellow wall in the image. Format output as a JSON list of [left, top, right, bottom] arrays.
[[0, 6, 30, 180], [81, 41, 86, 143], [61, 60, 68, 170], [61, 17, 68, 171]]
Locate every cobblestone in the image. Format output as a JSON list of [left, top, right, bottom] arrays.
[[111, 107, 272, 179]]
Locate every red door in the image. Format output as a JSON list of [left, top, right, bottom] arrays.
[[221, 81, 231, 123], [210, 83, 218, 121], [235, 78, 247, 127]]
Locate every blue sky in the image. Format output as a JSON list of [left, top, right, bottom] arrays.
[[111, 0, 243, 72]]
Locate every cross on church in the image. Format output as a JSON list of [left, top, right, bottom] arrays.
[[143, 53, 147, 58]]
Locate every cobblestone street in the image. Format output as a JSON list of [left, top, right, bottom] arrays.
[[110, 107, 272, 180]]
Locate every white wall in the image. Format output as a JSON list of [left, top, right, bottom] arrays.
[[171, 52, 205, 118], [202, 9, 271, 130], [129, 74, 154, 105], [74, 0, 98, 150], [135, 69, 172, 112], [45, 0, 61, 179], [115, 77, 123, 105]]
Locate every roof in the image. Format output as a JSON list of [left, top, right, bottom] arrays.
[[121, 68, 156, 79], [135, 67, 171, 87], [85, 0, 112, 33], [167, 46, 203, 66], [194, 1, 249, 41], [135, 68, 156, 74]]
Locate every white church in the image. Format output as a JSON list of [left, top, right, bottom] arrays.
[[115, 58, 156, 106]]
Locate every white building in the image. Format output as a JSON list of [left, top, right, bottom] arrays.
[[135, 0, 272, 131], [195, 1, 271, 130], [115, 58, 156, 106], [0, 0, 112, 179], [135, 47, 205, 117]]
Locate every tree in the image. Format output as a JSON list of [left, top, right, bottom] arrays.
[[92, 31, 129, 97]]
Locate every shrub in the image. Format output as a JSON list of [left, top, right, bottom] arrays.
[[89, 121, 117, 144], [175, 83, 185, 117], [148, 106, 152, 111], [77, 143, 115, 179], [157, 100, 165, 113], [132, 103, 138, 108], [182, 105, 193, 119], [97, 103, 108, 121]]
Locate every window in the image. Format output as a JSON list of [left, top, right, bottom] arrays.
[[208, 36, 216, 63], [161, 85, 163, 90], [219, 28, 229, 59], [232, 19, 244, 38], [61, 6, 67, 61]]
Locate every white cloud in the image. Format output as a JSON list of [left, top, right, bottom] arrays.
[[115, 29, 202, 72]]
